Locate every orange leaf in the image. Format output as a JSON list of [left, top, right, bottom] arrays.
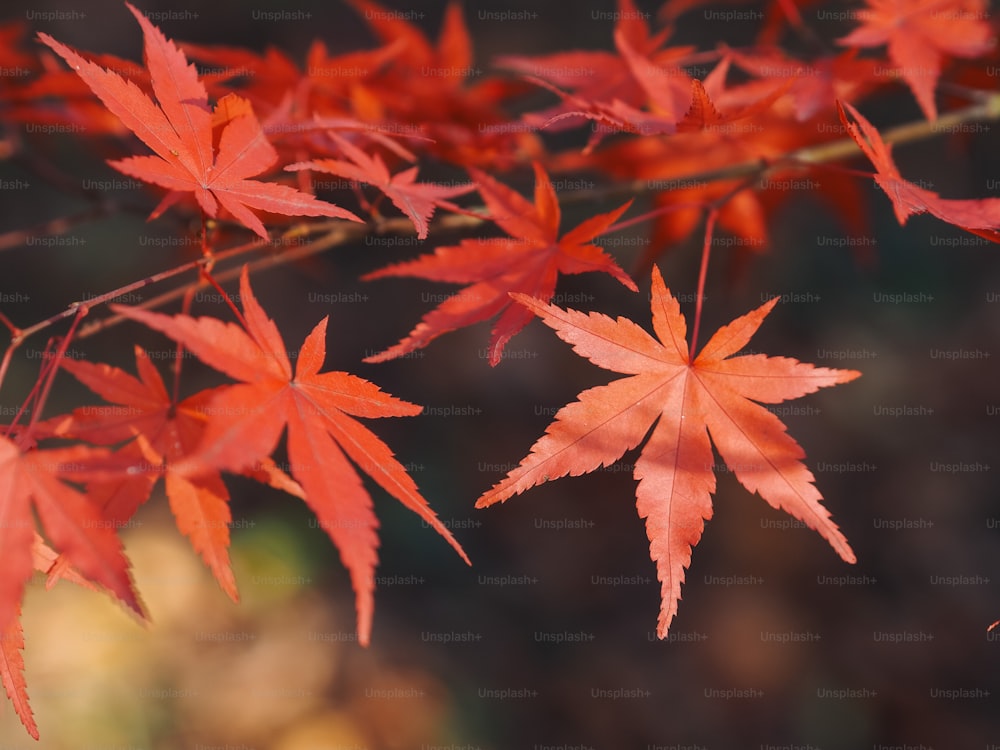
[[839, 101, 1000, 242], [838, 0, 994, 119], [364, 162, 637, 365], [477, 266, 859, 637], [0, 604, 36, 740], [497, 0, 692, 132], [41, 347, 276, 601], [112, 267, 469, 645], [0, 439, 144, 635], [287, 132, 473, 239], [37, 3, 360, 239]]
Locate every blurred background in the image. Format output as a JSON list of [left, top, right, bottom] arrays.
[[1, 0, 999, 748]]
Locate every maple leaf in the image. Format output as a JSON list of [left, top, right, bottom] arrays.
[[181, 39, 399, 121], [37, 3, 361, 239], [673, 57, 795, 134], [839, 101, 1000, 242], [0, 534, 103, 741], [40, 346, 307, 601], [725, 47, 881, 121], [476, 266, 859, 637], [0, 438, 144, 637], [497, 0, 694, 132], [0, 602, 35, 740], [565, 90, 874, 271], [509, 74, 679, 154], [837, 0, 994, 120], [286, 132, 473, 239], [111, 267, 469, 645], [180, 39, 415, 172], [344, 0, 537, 168], [521, 52, 791, 151], [364, 162, 637, 365], [614, 26, 701, 124]]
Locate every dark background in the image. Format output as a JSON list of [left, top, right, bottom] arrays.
[[1, 0, 999, 748]]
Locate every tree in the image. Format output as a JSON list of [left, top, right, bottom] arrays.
[[1, 0, 997, 746]]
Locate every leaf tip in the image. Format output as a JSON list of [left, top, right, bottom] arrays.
[[474, 486, 506, 509], [759, 295, 781, 314]]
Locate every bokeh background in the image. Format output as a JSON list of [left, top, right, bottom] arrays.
[[1, 0, 999, 748]]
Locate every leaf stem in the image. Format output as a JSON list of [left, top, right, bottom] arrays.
[[690, 208, 718, 361], [28, 307, 88, 436]]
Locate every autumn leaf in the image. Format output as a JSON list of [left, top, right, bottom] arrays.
[[476, 266, 859, 637], [0, 438, 144, 638], [518, 50, 791, 151], [40, 346, 308, 602], [364, 161, 637, 365], [286, 131, 473, 239], [345, 0, 536, 168], [839, 101, 1000, 242], [0, 604, 35, 740], [614, 23, 695, 121], [112, 266, 469, 645], [725, 47, 881, 121], [497, 0, 694, 132], [37, 3, 361, 239], [0, 534, 104, 741], [838, 0, 994, 120], [0, 22, 136, 136], [674, 56, 795, 134], [180, 38, 400, 123]]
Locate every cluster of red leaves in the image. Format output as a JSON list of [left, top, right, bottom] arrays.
[[1, 0, 999, 740]]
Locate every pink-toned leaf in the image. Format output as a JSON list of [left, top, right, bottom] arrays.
[[477, 267, 859, 637]]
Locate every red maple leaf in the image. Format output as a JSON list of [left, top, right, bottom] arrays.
[[42, 346, 304, 601], [522, 52, 792, 152], [286, 132, 473, 239], [181, 38, 400, 122], [725, 47, 882, 121], [497, 0, 695, 132], [673, 57, 795, 134], [111, 267, 469, 645], [838, 0, 995, 120], [839, 101, 1000, 242], [344, 0, 537, 168], [476, 266, 859, 636], [566, 92, 874, 272], [37, 3, 361, 239], [364, 161, 637, 365], [0, 535, 102, 741], [0, 438, 144, 637], [0, 603, 35, 740]]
